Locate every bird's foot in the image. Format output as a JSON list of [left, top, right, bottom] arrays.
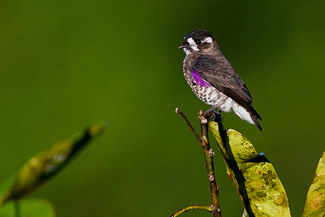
[[204, 108, 222, 122]]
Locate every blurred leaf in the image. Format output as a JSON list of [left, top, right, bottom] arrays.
[[209, 121, 291, 217], [302, 151, 325, 217], [0, 198, 55, 217], [0, 122, 106, 205]]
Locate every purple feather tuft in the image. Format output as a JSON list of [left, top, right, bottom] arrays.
[[192, 70, 211, 87]]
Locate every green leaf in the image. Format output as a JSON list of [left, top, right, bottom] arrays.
[[302, 151, 325, 217], [209, 121, 291, 217], [0, 199, 55, 217], [0, 122, 106, 205]]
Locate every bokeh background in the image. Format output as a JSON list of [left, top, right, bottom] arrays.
[[1, 0, 325, 216]]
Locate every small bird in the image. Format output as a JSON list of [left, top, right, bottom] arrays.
[[179, 29, 262, 130]]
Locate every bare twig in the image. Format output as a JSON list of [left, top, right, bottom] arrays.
[[175, 108, 201, 143], [174, 108, 222, 217], [198, 110, 221, 217], [170, 205, 212, 217]]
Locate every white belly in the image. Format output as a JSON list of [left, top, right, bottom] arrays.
[[191, 85, 254, 124]]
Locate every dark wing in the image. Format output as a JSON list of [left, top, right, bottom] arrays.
[[193, 55, 253, 108]]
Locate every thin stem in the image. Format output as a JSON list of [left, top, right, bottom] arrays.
[[170, 205, 212, 217], [175, 108, 201, 143], [15, 201, 20, 217]]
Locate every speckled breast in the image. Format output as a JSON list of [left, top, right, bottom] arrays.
[[183, 55, 233, 112]]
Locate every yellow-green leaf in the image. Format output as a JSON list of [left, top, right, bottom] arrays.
[[209, 121, 291, 217], [302, 151, 325, 217], [0, 122, 106, 205], [0, 199, 55, 217]]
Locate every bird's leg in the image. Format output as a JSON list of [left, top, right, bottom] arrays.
[[204, 108, 225, 140], [204, 107, 216, 116], [212, 110, 222, 123]]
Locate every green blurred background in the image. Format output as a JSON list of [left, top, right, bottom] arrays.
[[1, 0, 325, 216]]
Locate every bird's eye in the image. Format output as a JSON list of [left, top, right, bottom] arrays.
[[195, 40, 201, 45]]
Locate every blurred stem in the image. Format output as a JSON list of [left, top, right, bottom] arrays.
[[174, 108, 222, 217], [170, 205, 212, 217], [15, 201, 20, 217]]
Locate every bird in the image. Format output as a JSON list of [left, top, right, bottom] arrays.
[[179, 29, 262, 131]]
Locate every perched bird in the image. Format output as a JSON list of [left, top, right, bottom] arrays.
[[179, 29, 262, 130]]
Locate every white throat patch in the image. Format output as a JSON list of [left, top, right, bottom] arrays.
[[187, 37, 199, 51], [183, 48, 192, 55]]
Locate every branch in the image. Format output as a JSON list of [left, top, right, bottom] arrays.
[[170, 205, 212, 217], [174, 108, 222, 217], [175, 108, 201, 143], [199, 110, 221, 217]]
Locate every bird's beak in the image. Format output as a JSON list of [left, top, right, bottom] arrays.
[[178, 41, 188, 49]]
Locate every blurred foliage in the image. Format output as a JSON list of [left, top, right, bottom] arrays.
[[0, 123, 105, 206], [1, 0, 325, 216], [0, 199, 55, 217], [209, 121, 291, 217], [302, 152, 325, 217]]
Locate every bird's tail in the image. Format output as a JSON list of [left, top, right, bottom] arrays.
[[232, 102, 262, 131], [249, 107, 262, 131]]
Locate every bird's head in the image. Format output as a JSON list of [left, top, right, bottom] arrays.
[[179, 29, 217, 55]]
